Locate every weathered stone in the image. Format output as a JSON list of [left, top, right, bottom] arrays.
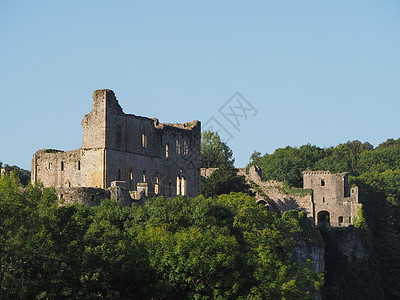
[[32, 89, 201, 204], [203, 166, 362, 228]]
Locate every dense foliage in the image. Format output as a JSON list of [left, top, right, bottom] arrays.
[[200, 166, 253, 198], [250, 138, 400, 299], [0, 173, 323, 299], [201, 130, 235, 168], [0, 161, 31, 186]]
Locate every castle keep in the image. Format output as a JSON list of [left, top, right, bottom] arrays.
[[32, 89, 201, 204]]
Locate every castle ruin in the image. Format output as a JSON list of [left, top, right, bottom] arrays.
[[32, 89, 201, 204], [203, 166, 362, 227]]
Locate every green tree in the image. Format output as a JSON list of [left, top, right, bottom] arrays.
[[201, 130, 234, 168], [201, 165, 253, 198]]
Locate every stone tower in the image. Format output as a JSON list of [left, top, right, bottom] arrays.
[[303, 171, 361, 226]]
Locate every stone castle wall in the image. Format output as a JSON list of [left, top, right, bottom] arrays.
[[202, 166, 362, 227], [303, 171, 361, 227], [32, 89, 201, 203]]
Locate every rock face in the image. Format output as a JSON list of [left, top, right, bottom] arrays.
[[32, 89, 201, 204], [292, 239, 325, 273]]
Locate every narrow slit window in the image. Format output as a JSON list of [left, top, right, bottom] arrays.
[[166, 143, 169, 158], [176, 140, 181, 154], [61, 161, 64, 171], [184, 141, 189, 155], [154, 173, 159, 195], [142, 133, 147, 148], [118, 169, 122, 181], [322, 197, 325, 203], [142, 171, 146, 183], [49, 162, 52, 169], [77, 161, 81, 170], [116, 126, 122, 146], [129, 169, 134, 189]]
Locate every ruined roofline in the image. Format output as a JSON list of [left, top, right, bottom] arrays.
[[92, 89, 200, 132]]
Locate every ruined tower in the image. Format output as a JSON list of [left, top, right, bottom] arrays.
[[32, 89, 201, 203], [303, 171, 361, 226]]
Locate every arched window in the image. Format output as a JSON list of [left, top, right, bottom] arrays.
[[176, 172, 187, 196], [321, 179, 325, 186], [176, 176, 181, 195], [181, 176, 186, 196]]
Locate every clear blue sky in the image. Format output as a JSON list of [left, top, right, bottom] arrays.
[[1, 1, 399, 170]]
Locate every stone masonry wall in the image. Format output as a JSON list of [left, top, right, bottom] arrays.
[[303, 171, 361, 227], [202, 166, 361, 227], [32, 89, 201, 201]]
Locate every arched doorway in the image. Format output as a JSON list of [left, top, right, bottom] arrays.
[[317, 210, 330, 226]]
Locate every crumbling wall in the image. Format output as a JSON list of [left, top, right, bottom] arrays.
[[32, 89, 201, 200], [32, 148, 105, 188]]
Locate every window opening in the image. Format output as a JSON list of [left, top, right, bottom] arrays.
[[184, 141, 189, 155], [166, 144, 169, 158], [142, 171, 146, 183], [116, 126, 122, 146], [154, 173, 159, 195], [78, 161, 81, 171], [176, 140, 181, 154], [321, 179, 325, 186], [118, 169, 122, 181], [61, 161, 64, 171], [338, 216, 344, 223], [142, 133, 147, 148], [129, 169, 134, 189]]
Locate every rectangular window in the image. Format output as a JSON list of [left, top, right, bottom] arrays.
[[184, 141, 189, 155], [176, 140, 181, 154], [321, 179, 325, 186]]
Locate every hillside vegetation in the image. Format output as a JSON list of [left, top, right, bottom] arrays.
[[0, 174, 323, 299], [250, 138, 400, 299]]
